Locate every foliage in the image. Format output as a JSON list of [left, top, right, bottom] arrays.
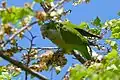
[[0, 6, 33, 24], [70, 49, 120, 80], [0, 65, 21, 80], [104, 19, 120, 39]]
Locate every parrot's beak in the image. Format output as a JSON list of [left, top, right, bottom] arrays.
[[41, 32, 46, 39], [40, 24, 49, 39], [40, 26, 46, 39]]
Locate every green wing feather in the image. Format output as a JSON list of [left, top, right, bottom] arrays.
[[60, 25, 91, 60], [63, 21, 101, 38], [60, 25, 88, 45]]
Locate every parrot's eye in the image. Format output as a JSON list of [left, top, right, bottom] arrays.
[[63, 27, 67, 31]]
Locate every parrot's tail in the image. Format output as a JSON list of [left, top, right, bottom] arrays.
[[88, 40, 97, 46]]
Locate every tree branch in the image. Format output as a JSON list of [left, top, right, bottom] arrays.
[[9, 21, 38, 41], [0, 8, 5, 11], [0, 51, 48, 80], [24, 30, 36, 80], [71, 50, 86, 64], [4, 21, 38, 46], [18, 47, 59, 51], [48, 0, 65, 13], [40, 0, 65, 13]]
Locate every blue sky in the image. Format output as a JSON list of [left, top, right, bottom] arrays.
[[0, 0, 120, 80]]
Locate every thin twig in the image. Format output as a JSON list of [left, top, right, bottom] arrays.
[[25, 30, 36, 80], [25, 70, 28, 80], [40, 0, 65, 13], [48, 0, 65, 13], [31, 1, 36, 9], [18, 47, 59, 51], [9, 21, 38, 41], [50, 67, 54, 80], [0, 51, 48, 80], [0, 8, 5, 11], [3, 21, 38, 46]]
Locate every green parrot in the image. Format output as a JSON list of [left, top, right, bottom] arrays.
[[40, 21, 100, 60]]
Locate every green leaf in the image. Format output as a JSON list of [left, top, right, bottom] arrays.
[[112, 26, 120, 34], [12, 71, 20, 77], [106, 64, 118, 70], [117, 11, 120, 16], [85, 0, 90, 3], [47, 0, 54, 2], [106, 40, 117, 50], [34, 0, 43, 3], [0, 6, 34, 25], [92, 16, 101, 27], [73, 0, 83, 6], [88, 28, 101, 35], [78, 22, 88, 29], [70, 64, 87, 80], [105, 49, 118, 60]]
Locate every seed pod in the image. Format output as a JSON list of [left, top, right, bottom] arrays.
[[35, 11, 47, 21]]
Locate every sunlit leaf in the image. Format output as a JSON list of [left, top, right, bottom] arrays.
[[92, 16, 101, 27], [105, 49, 118, 60], [70, 64, 87, 80], [78, 22, 88, 29]]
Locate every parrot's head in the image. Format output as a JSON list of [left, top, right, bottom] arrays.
[[40, 21, 63, 39]]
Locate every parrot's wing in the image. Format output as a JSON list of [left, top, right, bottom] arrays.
[[60, 26, 88, 45], [63, 21, 102, 39], [74, 28, 102, 39], [60, 26, 91, 60]]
